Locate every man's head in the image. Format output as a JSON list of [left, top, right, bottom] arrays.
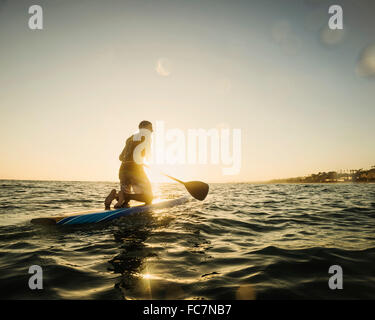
[[138, 120, 153, 132]]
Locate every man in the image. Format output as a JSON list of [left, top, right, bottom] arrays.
[[105, 120, 153, 210]]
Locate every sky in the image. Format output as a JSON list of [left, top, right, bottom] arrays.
[[0, 0, 374, 183]]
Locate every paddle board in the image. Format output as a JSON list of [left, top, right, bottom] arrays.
[[30, 196, 189, 226]]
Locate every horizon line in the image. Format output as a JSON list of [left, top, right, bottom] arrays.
[[0, 177, 268, 184]]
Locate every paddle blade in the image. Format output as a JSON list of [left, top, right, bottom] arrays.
[[184, 181, 209, 201]]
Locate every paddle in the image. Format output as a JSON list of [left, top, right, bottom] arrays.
[[143, 165, 209, 201]]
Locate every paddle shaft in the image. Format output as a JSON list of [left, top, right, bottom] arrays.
[[162, 173, 185, 185], [143, 164, 186, 185]]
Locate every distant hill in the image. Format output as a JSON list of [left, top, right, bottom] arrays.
[[269, 166, 375, 183]]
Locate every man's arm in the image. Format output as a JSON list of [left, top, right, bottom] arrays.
[[119, 147, 126, 162], [119, 137, 131, 162]]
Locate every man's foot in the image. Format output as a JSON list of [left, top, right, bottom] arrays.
[[114, 200, 129, 208], [114, 201, 122, 209], [121, 201, 130, 208], [105, 189, 117, 210]]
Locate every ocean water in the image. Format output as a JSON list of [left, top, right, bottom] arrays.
[[0, 180, 374, 300]]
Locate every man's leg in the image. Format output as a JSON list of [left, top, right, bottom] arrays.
[[128, 179, 153, 204], [114, 172, 153, 207], [114, 183, 131, 208], [122, 193, 153, 205], [104, 189, 117, 210]]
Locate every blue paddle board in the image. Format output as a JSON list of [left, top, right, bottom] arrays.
[[31, 197, 189, 225]]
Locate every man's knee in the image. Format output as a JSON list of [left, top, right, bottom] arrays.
[[144, 192, 153, 204]]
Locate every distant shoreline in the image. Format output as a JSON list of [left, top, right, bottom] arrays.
[[268, 166, 375, 184], [265, 181, 375, 184]]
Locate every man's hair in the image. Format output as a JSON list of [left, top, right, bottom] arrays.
[[139, 120, 153, 130]]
